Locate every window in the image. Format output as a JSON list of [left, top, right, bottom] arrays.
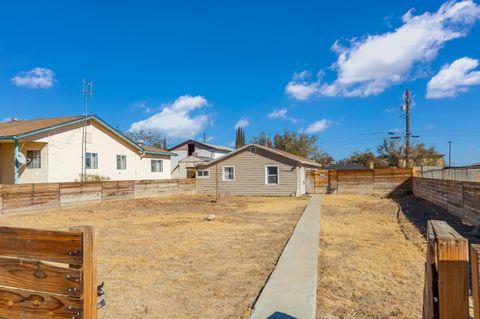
[[223, 166, 235, 181], [265, 165, 279, 185], [27, 150, 41, 169], [250, 146, 256, 154], [151, 159, 163, 172], [85, 152, 98, 169], [117, 155, 127, 170], [198, 169, 210, 178]]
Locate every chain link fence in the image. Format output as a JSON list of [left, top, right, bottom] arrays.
[[417, 165, 480, 182]]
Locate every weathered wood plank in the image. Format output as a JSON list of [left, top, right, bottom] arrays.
[[471, 244, 480, 319], [0, 287, 82, 319], [0, 257, 82, 297], [70, 226, 97, 319], [0, 227, 83, 266]]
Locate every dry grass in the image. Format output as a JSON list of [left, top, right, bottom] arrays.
[[0, 195, 308, 319], [317, 194, 424, 319]]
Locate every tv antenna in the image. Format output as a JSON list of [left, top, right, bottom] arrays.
[[81, 79, 93, 181]]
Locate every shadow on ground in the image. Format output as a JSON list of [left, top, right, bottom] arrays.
[[266, 312, 297, 319], [391, 193, 480, 245]]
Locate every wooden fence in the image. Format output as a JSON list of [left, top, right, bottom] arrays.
[[0, 225, 97, 319], [412, 177, 480, 225], [306, 168, 413, 196], [423, 220, 469, 319], [0, 179, 196, 214]]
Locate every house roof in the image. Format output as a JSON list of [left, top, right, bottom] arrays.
[[0, 116, 84, 137], [0, 115, 176, 157], [197, 143, 321, 168], [323, 162, 368, 170], [168, 139, 233, 152]]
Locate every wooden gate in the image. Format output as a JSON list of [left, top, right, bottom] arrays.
[[0, 225, 97, 319], [306, 169, 329, 194]]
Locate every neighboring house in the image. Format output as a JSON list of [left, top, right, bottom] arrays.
[[0, 115, 175, 184], [169, 139, 233, 178], [196, 144, 321, 197]]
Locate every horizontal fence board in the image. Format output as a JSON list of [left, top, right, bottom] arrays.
[[0, 226, 83, 266], [0, 286, 82, 319], [0, 257, 82, 297], [413, 177, 480, 225], [1, 178, 195, 213]]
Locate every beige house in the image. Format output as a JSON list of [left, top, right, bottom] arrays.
[[196, 144, 321, 197], [0, 115, 175, 184]]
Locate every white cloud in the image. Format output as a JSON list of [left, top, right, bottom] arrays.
[[286, 1, 480, 99], [267, 108, 298, 123], [268, 108, 288, 119], [235, 117, 249, 129], [11, 67, 55, 89], [426, 57, 480, 98], [129, 95, 211, 139], [285, 81, 320, 100], [304, 119, 331, 134]]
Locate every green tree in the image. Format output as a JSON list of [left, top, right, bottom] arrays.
[[124, 130, 168, 149], [251, 132, 273, 147], [273, 129, 319, 158], [345, 150, 381, 168], [310, 150, 334, 166], [235, 126, 246, 149]]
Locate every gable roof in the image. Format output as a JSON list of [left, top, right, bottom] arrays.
[[168, 139, 233, 152], [0, 116, 84, 137], [0, 115, 176, 157], [197, 143, 321, 168]]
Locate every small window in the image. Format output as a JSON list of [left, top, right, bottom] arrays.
[[250, 146, 256, 154], [198, 169, 210, 178], [117, 155, 127, 170], [85, 152, 98, 169], [265, 165, 279, 185], [151, 159, 163, 172], [223, 166, 235, 181], [27, 150, 41, 169]]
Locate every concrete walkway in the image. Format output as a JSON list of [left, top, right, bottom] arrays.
[[250, 195, 321, 319]]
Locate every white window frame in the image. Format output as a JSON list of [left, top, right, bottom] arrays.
[[265, 164, 280, 185], [197, 169, 210, 178], [116, 155, 127, 170], [222, 165, 235, 181], [26, 150, 41, 169], [85, 152, 98, 169], [151, 159, 163, 173]]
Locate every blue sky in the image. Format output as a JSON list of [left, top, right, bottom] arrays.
[[1, 1, 479, 165]]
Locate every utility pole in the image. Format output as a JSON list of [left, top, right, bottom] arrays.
[[403, 89, 411, 168], [81, 79, 93, 181], [448, 141, 452, 167]]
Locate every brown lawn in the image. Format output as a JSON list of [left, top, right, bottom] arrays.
[[317, 194, 425, 319], [0, 195, 308, 319]]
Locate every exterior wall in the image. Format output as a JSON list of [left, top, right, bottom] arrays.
[[0, 143, 14, 184], [170, 143, 229, 173], [196, 147, 299, 196], [18, 142, 49, 183], [4, 120, 171, 184]]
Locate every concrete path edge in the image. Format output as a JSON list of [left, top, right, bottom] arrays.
[[250, 195, 321, 319]]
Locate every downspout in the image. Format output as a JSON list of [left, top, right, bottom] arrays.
[[14, 139, 19, 184]]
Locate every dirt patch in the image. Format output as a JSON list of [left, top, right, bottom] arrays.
[[0, 195, 308, 319], [317, 194, 424, 319]]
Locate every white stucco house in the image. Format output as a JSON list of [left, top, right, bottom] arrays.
[[168, 139, 232, 178], [0, 115, 176, 184]]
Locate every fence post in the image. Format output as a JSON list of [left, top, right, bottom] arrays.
[[71, 225, 97, 319], [423, 220, 469, 319], [472, 245, 480, 319]]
